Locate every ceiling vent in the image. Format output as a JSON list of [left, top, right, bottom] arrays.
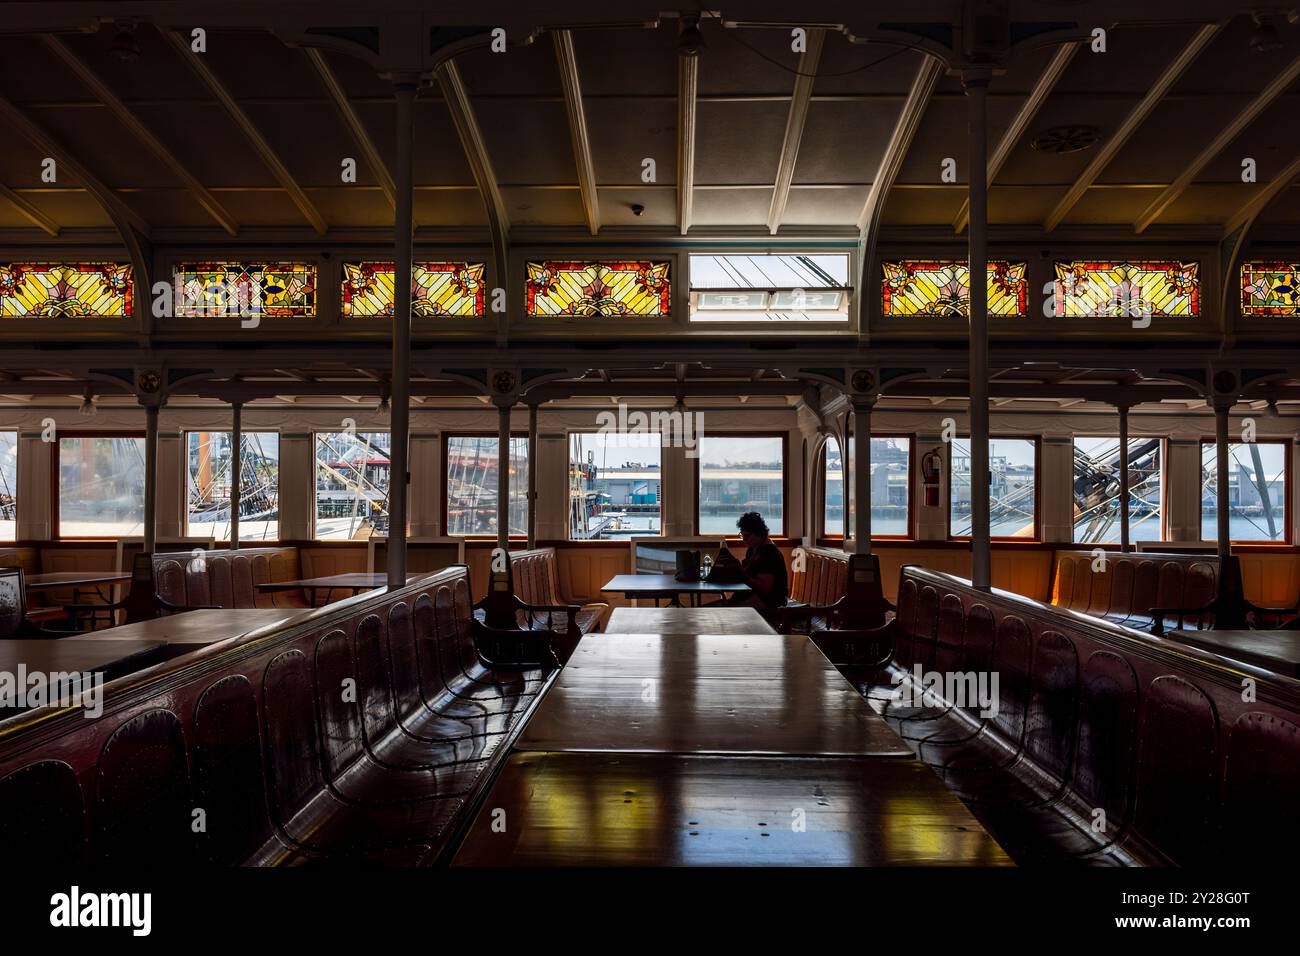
[[1030, 124, 1100, 154]]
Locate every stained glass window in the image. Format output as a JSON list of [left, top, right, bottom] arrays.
[[341, 261, 485, 317], [173, 262, 315, 318], [0, 262, 132, 317], [1052, 260, 1199, 317], [1240, 261, 1300, 316], [526, 260, 671, 316], [880, 260, 1027, 316]]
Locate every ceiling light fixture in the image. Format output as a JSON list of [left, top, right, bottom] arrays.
[[78, 388, 97, 418], [678, 15, 706, 57]]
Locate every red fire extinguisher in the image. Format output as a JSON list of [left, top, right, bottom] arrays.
[[921, 447, 942, 507]]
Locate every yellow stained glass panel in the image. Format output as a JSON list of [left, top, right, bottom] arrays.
[[880, 260, 1027, 316], [341, 262, 485, 317], [0, 262, 132, 317], [1053, 260, 1199, 317], [526, 260, 671, 316]]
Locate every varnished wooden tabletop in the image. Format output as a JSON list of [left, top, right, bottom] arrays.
[[88, 608, 306, 645], [605, 606, 775, 635], [601, 574, 750, 596], [452, 751, 1013, 867], [25, 571, 131, 590], [0, 637, 164, 676], [1168, 627, 1300, 677], [517, 634, 910, 756]]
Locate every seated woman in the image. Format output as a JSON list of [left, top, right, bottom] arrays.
[[727, 511, 788, 611]]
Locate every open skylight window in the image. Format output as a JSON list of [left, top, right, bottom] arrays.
[[689, 254, 850, 322]]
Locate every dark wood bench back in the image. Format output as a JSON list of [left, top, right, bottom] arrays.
[[153, 547, 307, 610], [0, 565, 520, 866], [895, 565, 1300, 865], [1050, 550, 1219, 631]]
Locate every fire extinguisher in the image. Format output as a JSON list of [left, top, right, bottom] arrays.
[[921, 447, 942, 507]]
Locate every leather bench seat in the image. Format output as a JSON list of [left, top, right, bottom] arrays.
[[855, 566, 1300, 866], [153, 546, 312, 611], [1049, 550, 1219, 633], [476, 546, 608, 634], [0, 565, 558, 867]]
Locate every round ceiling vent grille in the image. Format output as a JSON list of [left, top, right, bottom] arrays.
[[1030, 124, 1101, 154]]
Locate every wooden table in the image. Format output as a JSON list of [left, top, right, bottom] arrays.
[[516, 633, 911, 757], [24, 571, 132, 591], [91, 608, 306, 648], [605, 606, 775, 635], [256, 572, 420, 604], [1168, 628, 1300, 678], [0, 636, 164, 696], [452, 751, 1012, 867], [601, 574, 750, 608]]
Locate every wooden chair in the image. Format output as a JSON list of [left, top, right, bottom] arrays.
[[779, 553, 895, 634], [0, 567, 75, 639], [471, 556, 577, 667]]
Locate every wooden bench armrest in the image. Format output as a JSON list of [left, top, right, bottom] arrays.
[[809, 620, 896, 668], [471, 620, 563, 669], [1149, 600, 1217, 636]]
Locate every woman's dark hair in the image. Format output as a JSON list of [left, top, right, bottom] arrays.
[[736, 511, 769, 537]]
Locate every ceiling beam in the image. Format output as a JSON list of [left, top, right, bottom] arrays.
[[767, 27, 825, 235], [552, 29, 599, 236], [43, 34, 239, 237], [436, 60, 510, 281], [1136, 48, 1300, 233], [1043, 22, 1220, 234], [0, 182, 58, 235], [303, 47, 395, 211], [160, 28, 327, 235], [677, 50, 698, 235], [0, 90, 151, 236], [953, 41, 1078, 234], [856, 55, 942, 238]]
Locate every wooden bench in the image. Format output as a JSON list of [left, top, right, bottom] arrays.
[[860, 565, 1300, 865], [153, 547, 313, 612], [780, 545, 849, 632], [508, 547, 608, 634], [0, 565, 560, 866], [1049, 550, 1220, 633]]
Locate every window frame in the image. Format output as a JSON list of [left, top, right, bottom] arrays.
[[52, 430, 147, 541], [0, 429, 17, 543], [442, 431, 531, 540], [1197, 437, 1291, 544], [182, 429, 283, 544], [820, 433, 914, 541], [565, 429, 664, 542], [686, 250, 855, 327], [310, 428, 394, 542], [1070, 435, 1167, 545], [692, 431, 790, 538], [946, 434, 1042, 542]]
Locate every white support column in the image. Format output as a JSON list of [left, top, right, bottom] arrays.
[[495, 401, 511, 550], [157, 429, 184, 539], [143, 403, 159, 553], [230, 401, 242, 548], [527, 404, 539, 548], [661, 441, 694, 536], [536, 430, 569, 542], [784, 424, 804, 541], [17, 432, 52, 540], [277, 433, 314, 541], [1039, 436, 1075, 543], [408, 433, 441, 537], [1165, 438, 1202, 542]]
